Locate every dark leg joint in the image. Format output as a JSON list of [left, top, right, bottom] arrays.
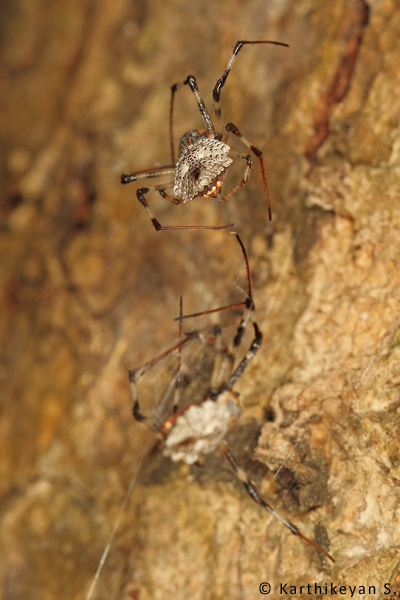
[[233, 41, 244, 55], [253, 322, 262, 342], [250, 145, 262, 157], [152, 219, 163, 231], [226, 122, 239, 135], [185, 75, 198, 91], [234, 324, 245, 347], [211, 324, 222, 337], [248, 324, 263, 353], [245, 297, 254, 310], [137, 188, 150, 206], [121, 174, 137, 184], [213, 76, 226, 103], [133, 400, 146, 422]]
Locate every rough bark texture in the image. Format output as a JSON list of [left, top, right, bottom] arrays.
[[1, 0, 400, 599]]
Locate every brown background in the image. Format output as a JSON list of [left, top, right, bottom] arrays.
[[1, 0, 400, 598]]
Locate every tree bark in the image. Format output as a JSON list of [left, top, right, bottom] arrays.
[[1, 0, 400, 599]]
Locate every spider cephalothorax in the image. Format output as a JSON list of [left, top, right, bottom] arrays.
[[121, 41, 289, 231]]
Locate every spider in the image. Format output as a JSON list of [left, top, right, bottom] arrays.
[[129, 233, 334, 562], [121, 40, 289, 232]]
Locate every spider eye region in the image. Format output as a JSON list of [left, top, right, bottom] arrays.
[[174, 135, 232, 202], [161, 391, 241, 465]]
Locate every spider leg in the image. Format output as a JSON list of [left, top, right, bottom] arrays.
[[209, 325, 225, 393], [128, 369, 147, 423], [129, 332, 197, 427], [220, 440, 335, 563], [173, 295, 184, 414], [170, 76, 215, 163], [184, 76, 215, 135], [225, 122, 272, 221], [225, 233, 261, 388], [174, 233, 252, 324], [212, 40, 289, 135], [170, 81, 186, 164], [212, 233, 259, 388], [219, 154, 252, 204], [227, 313, 262, 389], [137, 186, 235, 232], [207, 232, 261, 389], [175, 301, 247, 322], [158, 189, 183, 205], [121, 166, 175, 185], [174, 233, 257, 388]]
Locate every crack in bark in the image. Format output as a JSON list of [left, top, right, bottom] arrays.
[[304, 0, 369, 163]]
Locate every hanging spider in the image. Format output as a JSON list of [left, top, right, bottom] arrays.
[[129, 233, 334, 562], [121, 40, 289, 232]]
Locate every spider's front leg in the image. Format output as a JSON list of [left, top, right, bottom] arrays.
[[212, 40, 289, 135], [170, 75, 215, 163], [225, 122, 272, 221]]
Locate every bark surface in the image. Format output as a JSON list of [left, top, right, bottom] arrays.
[[1, 1, 400, 599]]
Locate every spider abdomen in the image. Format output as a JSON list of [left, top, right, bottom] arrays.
[[161, 391, 240, 464], [173, 135, 232, 202]]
